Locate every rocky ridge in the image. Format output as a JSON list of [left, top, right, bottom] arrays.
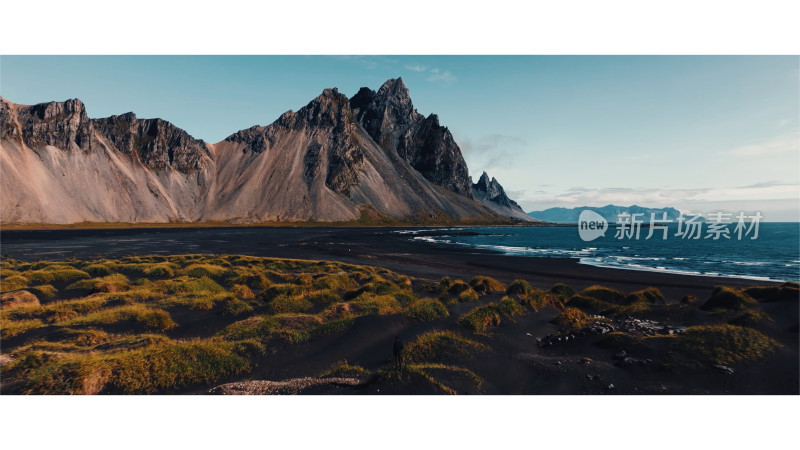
[[0, 79, 530, 224]]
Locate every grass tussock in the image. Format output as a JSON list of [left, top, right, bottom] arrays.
[[565, 285, 661, 317], [26, 267, 90, 284], [523, 289, 562, 311], [403, 330, 488, 363], [459, 297, 524, 333], [180, 263, 228, 278], [313, 273, 358, 291], [701, 286, 757, 311], [15, 339, 250, 394], [0, 318, 44, 338], [230, 284, 255, 299], [28, 284, 58, 298], [457, 288, 479, 303], [670, 324, 779, 365], [318, 360, 370, 378], [350, 294, 402, 316], [2, 296, 108, 324], [552, 307, 589, 329], [550, 283, 576, 300], [468, 276, 506, 295], [57, 305, 177, 331], [506, 279, 534, 297], [380, 363, 483, 395], [581, 285, 627, 304], [66, 274, 130, 293], [2, 275, 29, 292], [743, 282, 799, 303], [404, 298, 449, 322]]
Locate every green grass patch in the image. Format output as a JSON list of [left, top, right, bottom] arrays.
[[16, 339, 250, 394], [66, 273, 130, 292], [230, 284, 255, 299], [550, 283, 576, 300], [404, 298, 449, 322], [459, 297, 524, 333], [403, 330, 488, 363], [312, 273, 359, 291], [670, 324, 779, 365], [0, 318, 44, 338], [57, 305, 177, 331], [219, 315, 279, 340], [701, 286, 757, 311], [581, 285, 628, 304], [318, 360, 369, 378], [507, 279, 534, 296], [468, 276, 506, 294], [458, 288, 479, 303], [350, 294, 402, 315], [743, 282, 799, 302], [1, 275, 29, 291]]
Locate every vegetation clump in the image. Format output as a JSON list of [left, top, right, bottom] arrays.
[[468, 276, 506, 294], [404, 298, 449, 322], [506, 279, 534, 297], [459, 297, 524, 333], [701, 286, 756, 311], [671, 324, 778, 365]]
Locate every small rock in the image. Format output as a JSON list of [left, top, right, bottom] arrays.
[[614, 350, 628, 360], [712, 364, 735, 375], [607, 383, 615, 390], [1, 290, 40, 309]]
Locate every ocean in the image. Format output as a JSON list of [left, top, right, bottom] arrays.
[[398, 223, 800, 282]]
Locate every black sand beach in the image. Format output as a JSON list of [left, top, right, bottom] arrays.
[[2, 226, 797, 395], [0, 225, 774, 299]]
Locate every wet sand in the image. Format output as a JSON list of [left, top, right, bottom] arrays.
[[0, 226, 773, 300]]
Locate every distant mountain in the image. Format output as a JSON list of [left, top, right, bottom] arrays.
[[0, 78, 531, 225], [472, 172, 536, 222], [527, 205, 687, 223]]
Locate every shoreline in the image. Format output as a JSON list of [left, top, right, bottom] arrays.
[[0, 226, 783, 299]]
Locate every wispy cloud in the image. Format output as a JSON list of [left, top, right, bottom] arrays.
[[723, 132, 799, 158], [427, 68, 457, 83], [405, 64, 426, 72], [517, 182, 800, 211], [457, 133, 526, 169]]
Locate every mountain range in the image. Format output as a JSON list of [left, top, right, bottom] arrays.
[[0, 78, 533, 225], [527, 205, 687, 223]]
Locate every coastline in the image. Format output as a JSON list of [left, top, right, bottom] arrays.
[[0, 225, 779, 299]]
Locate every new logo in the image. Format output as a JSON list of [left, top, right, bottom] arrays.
[[578, 210, 608, 241]]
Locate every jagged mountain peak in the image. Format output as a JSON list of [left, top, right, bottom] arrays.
[[1, 79, 533, 224], [295, 87, 353, 130], [27, 98, 88, 121], [376, 77, 410, 100], [471, 170, 532, 221], [349, 79, 472, 198]]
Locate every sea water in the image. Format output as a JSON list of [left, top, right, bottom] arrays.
[[399, 223, 800, 282]]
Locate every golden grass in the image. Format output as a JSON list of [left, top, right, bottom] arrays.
[[56, 305, 177, 331], [16, 339, 250, 394], [0, 318, 44, 338], [459, 297, 524, 333], [667, 324, 779, 365], [468, 276, 506, 295], [319, 360, 370, 378], [403, 330, 488, 363], [404, 298, 449, 322]]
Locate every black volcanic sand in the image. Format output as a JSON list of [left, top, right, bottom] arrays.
[[0, 226, 776, 299], [2, 226, 797, 395]]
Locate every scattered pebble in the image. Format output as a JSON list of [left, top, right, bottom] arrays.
[[712, 364, 735, 375]]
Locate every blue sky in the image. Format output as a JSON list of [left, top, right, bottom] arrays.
[[2, 56, 798, 220]]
